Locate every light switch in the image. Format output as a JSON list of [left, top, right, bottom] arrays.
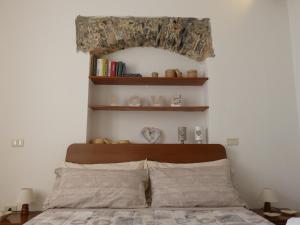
[[227, 138, 239, 146], [11, 139, 24, 147]]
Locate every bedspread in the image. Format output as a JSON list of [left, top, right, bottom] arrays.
[[25, 207, 273, 225]]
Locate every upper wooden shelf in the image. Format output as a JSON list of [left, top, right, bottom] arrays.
[[89, 105, 209, 112], [89, 76, 208, 86]]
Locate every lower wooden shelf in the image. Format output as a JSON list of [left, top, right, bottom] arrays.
[[89, 105, 209, 112]]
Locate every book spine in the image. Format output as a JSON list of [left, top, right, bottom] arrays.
[[110, 61, 116, 77], [116, 62, 119, 76], [98, 59, 103, 76], [106, 59, 109, 77], [105, 59, 108, 77], [117, 61, 122, 76], [107, 60, 111, 77], [96, 58, 101, 76], [92, 55, 97, 76], [94, 56, 97, 75], [100, 59, 106, 76], [122, 62, 126, 75], [120, 63, 124, 76]]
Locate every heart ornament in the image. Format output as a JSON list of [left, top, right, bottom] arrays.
[[141, 127, 161, 144]]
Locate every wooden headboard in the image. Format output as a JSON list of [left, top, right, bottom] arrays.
[[66, 144, 226, 164]]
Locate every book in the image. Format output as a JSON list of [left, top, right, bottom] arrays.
[[110, 61, 116, 77], [115, 62, 118, 76], [96, 58, 101, 76], [106, 59, 109, 76], [107, 60, 111, 77], [97, 58, 106, 76], [116, 61, 120, 76], [121, 62, 126, 75], [92, 55, 97, 75], [98, 60, 126, 77], [102, 59, 108, 76], [117, 61, 123, 76], [117, 62, 121, 76]]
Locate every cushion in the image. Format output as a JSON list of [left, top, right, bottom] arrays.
[[44, 168, 148, 209], [146, 158, 227, 168], [149, 161, 245, 208], [61, 160, 146, 170]]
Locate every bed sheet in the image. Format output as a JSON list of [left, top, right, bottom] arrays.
[[25, 207, 273, 225]]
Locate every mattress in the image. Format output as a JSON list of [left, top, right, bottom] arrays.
[[24, 207, 273, 225]]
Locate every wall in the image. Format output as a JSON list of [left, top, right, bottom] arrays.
[[0, 0, 300, 210], [288, 0, 300, 130]]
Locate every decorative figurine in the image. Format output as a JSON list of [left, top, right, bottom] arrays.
[[175, 69, 183, 77], [151, 96, 165, 106], [171, 94, 184, 107], [195, 126, 204, 144], [141, 127, 161, 144], [178, 127, 187, 144], [151, 72, 159, 77], [128, 96, 141, 106]]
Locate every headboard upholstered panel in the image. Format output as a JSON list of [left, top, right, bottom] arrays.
[[66, 144, 226, 164]]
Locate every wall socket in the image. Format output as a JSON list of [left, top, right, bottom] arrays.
[[227, 138, 239, 146], [11, 139, 24, 147]]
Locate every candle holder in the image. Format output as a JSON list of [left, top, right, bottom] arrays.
[[178, 127, 187, 144]]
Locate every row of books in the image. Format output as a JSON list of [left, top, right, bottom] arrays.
[[95, 59, 126, 77]]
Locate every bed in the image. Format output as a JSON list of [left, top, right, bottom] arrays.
[[25, 144, 273, 225]]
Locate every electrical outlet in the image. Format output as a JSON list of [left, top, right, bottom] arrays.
[[4, 205, 17, 211], [11, 139, 24, 147], [227, 138, 239, 146]]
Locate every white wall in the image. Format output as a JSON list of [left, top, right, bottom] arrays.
[[0, 0, 300, 210], [288, 0, 300, 130]]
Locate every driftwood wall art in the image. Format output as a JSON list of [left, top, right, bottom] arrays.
[[76, 16, 215, 62]]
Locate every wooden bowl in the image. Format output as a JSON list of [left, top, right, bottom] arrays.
[[89, 138, 105, 144], [165, 69, 176, 78], [187, 69, 198, 78], [118, 140, 130, 144]]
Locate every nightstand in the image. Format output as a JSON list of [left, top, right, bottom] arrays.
[[0, 211, 41, 225], [251, 209, 299, 225]]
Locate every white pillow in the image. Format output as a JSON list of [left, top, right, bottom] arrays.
[[60, 160, 150, 191], [61, 160, 146, 170], [147, 158, 227, 168], [45, 168, 148, 209], [149, 162, 245, 207]]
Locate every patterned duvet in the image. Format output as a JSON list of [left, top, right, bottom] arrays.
[[25, 207, 273, 225]]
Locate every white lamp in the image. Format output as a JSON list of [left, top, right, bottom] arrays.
[[260, 188, 279, 212], [18, 188, 34, 215]]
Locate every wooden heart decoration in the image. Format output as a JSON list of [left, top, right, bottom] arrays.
[[141, 127, 161, 144]]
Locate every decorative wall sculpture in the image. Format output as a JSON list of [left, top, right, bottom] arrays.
[[76, 16, 215, 62]]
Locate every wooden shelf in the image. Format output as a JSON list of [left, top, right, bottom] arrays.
[[89, 76, 208, 86], [89, 105, 209, 112]]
